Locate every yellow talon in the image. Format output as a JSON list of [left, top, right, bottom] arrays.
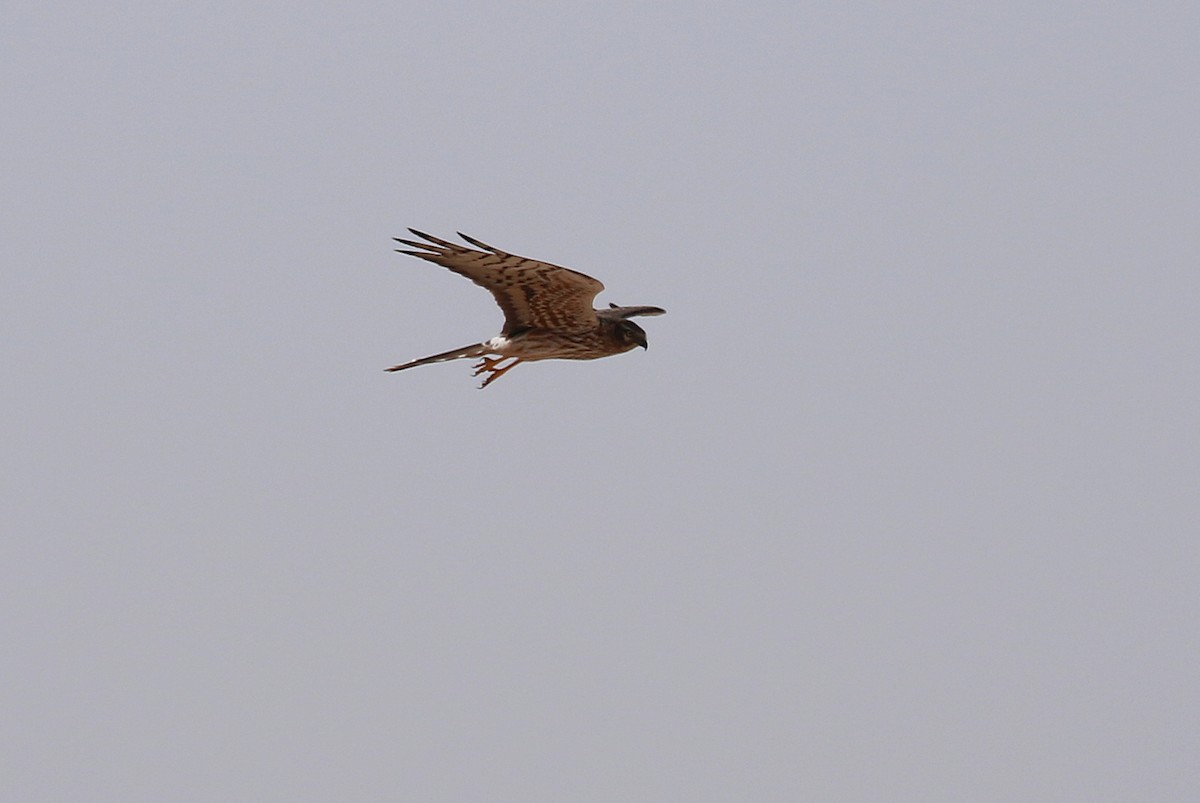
[[472, 357, 522, 388]]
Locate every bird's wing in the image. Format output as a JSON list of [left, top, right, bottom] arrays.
[[598, 303, 666, 320], [394, 229, 604, 335]]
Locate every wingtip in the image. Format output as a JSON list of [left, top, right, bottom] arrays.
[[457, 231, 492, 250], [602, 304, 666, 319], [404, 228, 459, 249]]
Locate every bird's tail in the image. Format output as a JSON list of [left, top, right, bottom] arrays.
[[384, 342, 489, 373]]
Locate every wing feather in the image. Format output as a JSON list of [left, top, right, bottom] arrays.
[[394, 230, 604, 335], [599, 304, 667, 319]]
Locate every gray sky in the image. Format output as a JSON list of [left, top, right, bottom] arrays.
[[4, 2, 1198, 800]]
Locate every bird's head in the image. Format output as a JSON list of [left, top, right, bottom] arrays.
[[617, 319, 649, 350], [599, 303, 662, 352]]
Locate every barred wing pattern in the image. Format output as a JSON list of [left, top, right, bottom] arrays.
[[394, 229, 605, 335]]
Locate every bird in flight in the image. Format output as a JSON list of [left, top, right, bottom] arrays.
[[385, 230, 665, 388]]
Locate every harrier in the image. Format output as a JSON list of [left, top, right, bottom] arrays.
[[385, 229, 665, 388]]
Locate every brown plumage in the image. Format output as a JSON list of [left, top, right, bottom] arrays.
[[385, 229, 665, 387]]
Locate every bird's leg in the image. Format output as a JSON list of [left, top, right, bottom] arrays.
[[471, 355, 512, 375], [472, 356, 521, 388]]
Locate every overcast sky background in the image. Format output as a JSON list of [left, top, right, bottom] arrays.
[[3, 2, 1198, 800]]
